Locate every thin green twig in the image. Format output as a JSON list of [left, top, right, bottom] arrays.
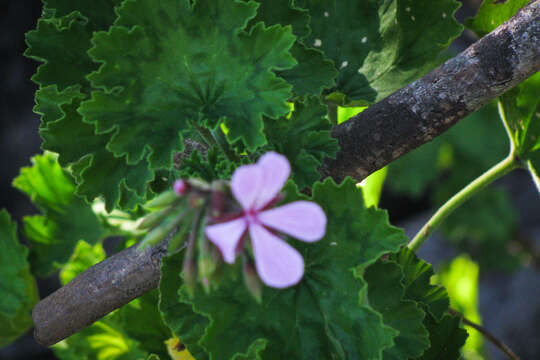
[[408, 155, 519, 252]]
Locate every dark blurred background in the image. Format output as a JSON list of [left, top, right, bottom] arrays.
[[0, 1, 538, 359]]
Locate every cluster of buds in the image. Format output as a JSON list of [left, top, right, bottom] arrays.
[[136, 152, 326, 301], [137, 178, 237, 295]]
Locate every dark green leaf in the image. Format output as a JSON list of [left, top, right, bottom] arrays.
[[418, 314, 468, 360], [390, 248, 467, 359], [0, 210, 39, 347], [38, 86, 154, 211], [391, 248, 449, 321], [249, 0, 310, 39], [278, 42, 338, 96], [177, 147, 238, 183], [24, 12, 96, 90], [12, 153, 105, 275], [43, 0, 122, 28], [80, 0, 297, 170], [265, 97, 339, 188], [301, 0, 462, 103], [365, 261, 429, 360]]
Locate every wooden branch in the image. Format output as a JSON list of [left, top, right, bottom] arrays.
[[321, 0, 540, 182], [33, 238, 169, 346], [32, 1, 540, 347]]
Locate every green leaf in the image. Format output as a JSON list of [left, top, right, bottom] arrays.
[[265, 97, 339, 189], [246, 0, 338, 96], [301, 0, 462, 103], [365, 261, 429, 360], [80, 0, 297, 170], [53, 317, 148, 360], [359, 167, 387, 208], [25, 0, 120, 90], [390, 248, 467, 360], [24, 12, 96, 90], [466, 0, 529, 37], [499, 72, 540, 191], [249, 0, 310, 39], [12, 153, 105, 275], [417, 314, 468, 360], [177, 147, 239, 183], [391, 248, 449, 321], [115, 291, 172, 358], [38, 86, 155, 211], [278, 42, 338, 96], [161, 178, 408, 359], [43, 0, 122, 28], [59, 240, 106, 285], [0, 210, 39, 347]]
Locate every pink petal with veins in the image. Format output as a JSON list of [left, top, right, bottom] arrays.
[[253, 152, 291, 210], [258, 201, 326, 242], [249, 223, 304, 288], [205, 218, 247, 263], [230, 164, 262, 210]]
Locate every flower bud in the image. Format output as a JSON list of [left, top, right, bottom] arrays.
[[183, 261, 197, 297], [145, 190, 179, 209], [243, 256, 262, 303], [210, 180, 227, 218], [138, 207, 186, 250], [137, 206, 174, 230], [173, 179, 189, 196]]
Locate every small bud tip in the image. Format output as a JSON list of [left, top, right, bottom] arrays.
[[173, 179, 188, 196]]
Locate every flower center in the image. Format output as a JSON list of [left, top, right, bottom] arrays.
[[245, 209, 259, 225]]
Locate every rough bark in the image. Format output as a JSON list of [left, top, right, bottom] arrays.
[[32, 0, 540, 347], [321, 0, 540, 182]]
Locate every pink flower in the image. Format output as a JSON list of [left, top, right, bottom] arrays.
[[205, 152, 326, 288]]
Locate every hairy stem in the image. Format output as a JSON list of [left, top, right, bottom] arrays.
[[408, 155, 519, 252], [449, 308, 520, 360]]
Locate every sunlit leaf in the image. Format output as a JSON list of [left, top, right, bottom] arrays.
[[466, 0, 529, 37], [12, 153, 105, 275], [0, 210, 39, 347], [437, 255, 485, 359]]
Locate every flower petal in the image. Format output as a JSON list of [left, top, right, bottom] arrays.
[[258, 201, 326, 242], [253, 152, 291, 210], [231, 164, 263, 210], [205, 218, 247, 263], [249, 223, 304, 288]]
